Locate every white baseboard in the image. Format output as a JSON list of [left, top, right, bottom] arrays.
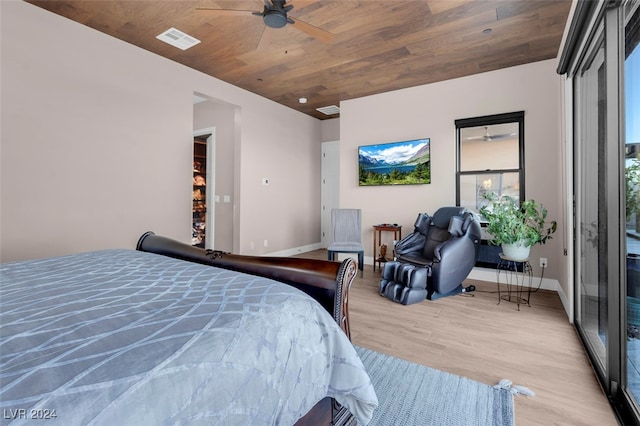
[[265, 243, 324, 257], [264, 249, 561, 296], [265, 247, 378, 266], [555, 284, 571, 321], [468, 266, 559, 292]]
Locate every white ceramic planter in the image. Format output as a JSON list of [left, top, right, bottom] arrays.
[[501, 241, 531, 260]]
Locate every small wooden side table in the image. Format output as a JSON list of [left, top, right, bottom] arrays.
[[373, 224, 402, 271]]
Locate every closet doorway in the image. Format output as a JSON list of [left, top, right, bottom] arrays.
[[193, 128, 215, 249]]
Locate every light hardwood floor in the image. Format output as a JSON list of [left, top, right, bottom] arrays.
[[295, 250, 618, 426]]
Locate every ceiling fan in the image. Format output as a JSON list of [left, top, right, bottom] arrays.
[[197, 0, 334, 50], [465, 126, 516, 142]]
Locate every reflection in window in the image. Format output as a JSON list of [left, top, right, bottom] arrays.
[[625, 0, 640, 411], [459, 172, 521, 211], [455, 112, 524, 214], [625, 5, 640, 233]]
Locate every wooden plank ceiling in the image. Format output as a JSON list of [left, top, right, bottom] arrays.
[[25, 0, 573, 120]]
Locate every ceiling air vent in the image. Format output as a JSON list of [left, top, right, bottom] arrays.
[[316, 105, 340, 116], [156, 28, 201, 50]]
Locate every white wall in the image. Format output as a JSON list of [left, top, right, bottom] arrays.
[[0, 1, 322, 262], [320, 118, 340, 142], [193, 98, 236, 252], [340, 59, 567, 295]]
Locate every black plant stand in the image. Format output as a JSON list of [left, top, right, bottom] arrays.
[[496, 253, 533, 311]]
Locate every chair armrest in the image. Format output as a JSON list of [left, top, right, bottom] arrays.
[[431, 237, 478, 294], [433, 236, 474, 262], [393, 232, 426, 256]]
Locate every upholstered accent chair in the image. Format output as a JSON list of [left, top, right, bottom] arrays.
[[327, 209, 364, 275], [379, 207, 481, 304]]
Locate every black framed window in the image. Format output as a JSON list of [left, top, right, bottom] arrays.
[[455, 111, 525, 213]]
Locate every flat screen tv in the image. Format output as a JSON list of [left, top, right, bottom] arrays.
[[358, 137, 431, 186]]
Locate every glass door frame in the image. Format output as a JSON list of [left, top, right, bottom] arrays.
[[565, 0, 639, 422]]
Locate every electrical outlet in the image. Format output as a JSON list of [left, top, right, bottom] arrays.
[[540, 257, 548, 268]]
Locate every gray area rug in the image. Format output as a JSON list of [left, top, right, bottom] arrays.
[[355, 346, 515, 426]]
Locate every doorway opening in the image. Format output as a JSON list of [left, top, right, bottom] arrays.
[[193, 128, 216, 249], [192, 135, 208, 247]]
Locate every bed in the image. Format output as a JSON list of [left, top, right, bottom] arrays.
[[0, 232, 377, 425]]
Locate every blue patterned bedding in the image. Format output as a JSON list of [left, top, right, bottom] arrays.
[[0, 250, 377, 425]]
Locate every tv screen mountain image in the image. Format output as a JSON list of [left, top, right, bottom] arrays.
[[359, 138, 431, 186]]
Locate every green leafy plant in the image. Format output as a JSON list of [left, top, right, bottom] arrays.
[[626, 160, 640, 222], [479, 192, 557, 247]]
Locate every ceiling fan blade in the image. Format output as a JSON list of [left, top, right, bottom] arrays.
[[465, 133, 515, 141], [256, 26, 273, 51], [195, 8, 256, 17], [289, 17, 334, 44], [466, 126, 496, 141], [489, 133, 517, 141]]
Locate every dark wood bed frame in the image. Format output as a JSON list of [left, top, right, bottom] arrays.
[[136, 232, 358, 426]]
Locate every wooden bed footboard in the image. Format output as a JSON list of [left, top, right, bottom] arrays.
[[136, 231, 357, 339], [136, 232, 358, 426]]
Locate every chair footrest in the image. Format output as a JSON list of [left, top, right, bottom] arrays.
[[378, 261, 430, 305]]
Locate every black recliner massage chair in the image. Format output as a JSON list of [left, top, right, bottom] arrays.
[[379, 206, 481, 305]]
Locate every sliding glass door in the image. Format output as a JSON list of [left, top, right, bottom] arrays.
[[575, 24, 608, 375], [569, 0, 640, 422]]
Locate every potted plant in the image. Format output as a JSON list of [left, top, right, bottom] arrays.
[[479, 192, 557, 260]]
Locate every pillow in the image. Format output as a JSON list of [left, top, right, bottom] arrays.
[[414, 213, 431, 236], [461, 213, 473, 233], [448, 215, 465, 237]]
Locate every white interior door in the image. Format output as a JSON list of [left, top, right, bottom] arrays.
[[321, 141, 340, 248]]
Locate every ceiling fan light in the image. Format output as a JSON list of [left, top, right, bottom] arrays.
[[263, 10, 288, 28]]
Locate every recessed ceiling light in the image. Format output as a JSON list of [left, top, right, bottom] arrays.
[[299, 97, 308, 104], [483, 28, 492, 35]]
